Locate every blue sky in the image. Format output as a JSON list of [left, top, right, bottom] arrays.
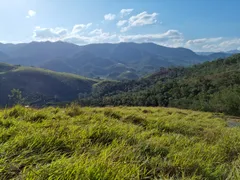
[[0, 0, 240, 51]]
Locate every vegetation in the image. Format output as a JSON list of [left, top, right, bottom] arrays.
[[79, 54, 240, 116], [1, 54, 240, 116], [8, 89, 25, 106], [0, 62, 16, 73], [1, 105, 240, 179], [0, 64, 98, 107]]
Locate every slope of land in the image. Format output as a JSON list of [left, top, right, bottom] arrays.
[[0, 63, 98, 107], [80, 54, 240, 115], [0, 105, 240, 179]]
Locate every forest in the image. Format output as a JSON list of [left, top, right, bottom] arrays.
[[79, 54, 240, 115]]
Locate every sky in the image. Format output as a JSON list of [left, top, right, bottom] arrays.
[[0, 0, 240, 52]]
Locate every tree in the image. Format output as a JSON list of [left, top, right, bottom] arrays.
[[8, 89, 25, 106]]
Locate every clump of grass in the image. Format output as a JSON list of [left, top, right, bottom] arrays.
[[104, 109, 122, 119], [28, 112, 48, 122], [66, 103, 83, 117], [123, 114, 147, 126], [0, 119, 13, 128], [6, 105, 27, 118], [142, 109, 152, 113]]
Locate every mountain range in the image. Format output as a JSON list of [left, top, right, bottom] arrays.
[[0, 41, 234, 80]]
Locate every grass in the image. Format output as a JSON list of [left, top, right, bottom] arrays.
[[0, 105, 240, 179]]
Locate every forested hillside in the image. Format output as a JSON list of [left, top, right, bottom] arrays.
[[0, 63, 98, 107], [79, 54, 240, 115], [1, 54, 240, 116]]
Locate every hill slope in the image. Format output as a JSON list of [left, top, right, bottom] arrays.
[[80, 54, 240, 115], [1, 105, 240, 179], [0, 64, 98, 107]]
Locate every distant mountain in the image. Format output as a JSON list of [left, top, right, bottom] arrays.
[[0, 41, 80, 66], [207, 52, 231, 59], [0, 43, 23, 53], [0, 41, 232, 80], [0, 63, 98, 107], [196, 50, 239, 57], [227, 50, 240, 54], [0, 51, 9, 61], [78, 42, 205, 66], [196, 52, 216, 56]]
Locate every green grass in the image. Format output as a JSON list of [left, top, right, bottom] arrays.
[[0, 105, 240, 179]]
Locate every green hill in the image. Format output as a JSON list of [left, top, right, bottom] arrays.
[[1, 105, 240, 179], [80, 54, 240, 115], [0, 64, 98, 107], [0, 63, 16, 73]]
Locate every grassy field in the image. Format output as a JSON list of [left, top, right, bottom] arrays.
[[1, 105, 240, 179]]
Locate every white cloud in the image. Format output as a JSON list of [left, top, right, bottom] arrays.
[[72, 23, 92, 34], [116, 20, 127, 27], [104, 13, 116, 21], [26, 10, 36, 18], [33, 25, 118, 45], [63, 32, 117, 45], [185, 37, 240, 52], [219, 38, 240, 47], [119, 30, 184, 47], [89, 29, 103, 35], [121, 11, 158, 32], [186, 37, 223, 46], [120, 9, 133, 17], [31, 23, 240, 52], [33, 27, 68, 40]]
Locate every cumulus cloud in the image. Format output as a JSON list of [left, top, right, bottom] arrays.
[[120, 9, 133, 17], [72, 23, 92, 34], [116, 20, 127, 27], [63, 32, 117, 45], [26, 10, 36, 18], [119, 30, 184, 47], [31, 22, 240, 51], [121, 11, 158, 32], [219, 38, 240, 48], [33, 27, 68, 40], [89, 29, 103, 35], [185, 37, 240, 52], [33, 25, 118, 45], [185, 37, 223, 46], [104, 13, 116, 21]]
